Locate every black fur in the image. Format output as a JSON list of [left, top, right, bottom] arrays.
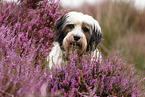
[[87, 25, 102, 52], [54, 14, 68, 46]]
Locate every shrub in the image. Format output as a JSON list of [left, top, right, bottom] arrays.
[[0, 0, 66, 63], [46, 56, 143, 96], [21, 56, 144, 97], [0, 0, 66, 96], [0, 0, 144, 96]]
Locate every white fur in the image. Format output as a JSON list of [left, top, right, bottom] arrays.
[[91, 49, 102, 63], [47, 42, 63, 69], [67, 11, 101, 33]]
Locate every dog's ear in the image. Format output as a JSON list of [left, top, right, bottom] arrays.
[[92, 27, 102, 47], [54, 14, 67, 45], [55, 15, 67, 31], [87, 25, 103, 51]]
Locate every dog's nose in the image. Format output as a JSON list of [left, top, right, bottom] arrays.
[[73, 35, 80, 41]]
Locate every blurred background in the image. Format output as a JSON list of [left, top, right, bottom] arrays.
[[3, 0, 145, 77], [60, 0, 145, 78]]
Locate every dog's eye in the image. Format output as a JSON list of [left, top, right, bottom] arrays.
[[66, 24, 75, 29], [82, 27, 89, 32]]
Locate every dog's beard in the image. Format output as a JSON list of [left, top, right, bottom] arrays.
[[62, 34, 88, 61], [69, 42, 82, 51], [63, 40, 87, 56], [63, 44, 82, 62]]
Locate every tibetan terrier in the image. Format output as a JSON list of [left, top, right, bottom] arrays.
[[47, 11, 103, 69]]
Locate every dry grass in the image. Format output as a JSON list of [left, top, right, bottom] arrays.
[[115, 33, 145, 76]]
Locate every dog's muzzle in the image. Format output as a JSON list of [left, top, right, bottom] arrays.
[[63, 35, 87, 55], [69, 35, 82, 49], [69, 35, 82, 52]]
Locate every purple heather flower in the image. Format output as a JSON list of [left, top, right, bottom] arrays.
[[0, 0, 144, 97]]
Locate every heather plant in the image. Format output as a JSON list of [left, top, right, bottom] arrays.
[[0, 0, 66, 63], [0, 0, 144, 96], [52, 57, 143, 96], [0, 0, 65, 46], [0, 0, 66, 96], [0, 25, 40, 96], [24, 56, 144, 97]]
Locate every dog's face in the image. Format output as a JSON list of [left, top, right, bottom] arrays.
[[54, 11, 102, 55]]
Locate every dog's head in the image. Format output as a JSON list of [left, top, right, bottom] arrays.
[[54, 11, 102, 55]]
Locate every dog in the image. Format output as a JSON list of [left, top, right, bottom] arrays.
[[47, 11, 103, 69]]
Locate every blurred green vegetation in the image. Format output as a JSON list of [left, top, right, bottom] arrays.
[[69, 0, 145, 76]]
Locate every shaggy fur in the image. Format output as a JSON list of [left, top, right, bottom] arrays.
[[47, 11, 103, 69]]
